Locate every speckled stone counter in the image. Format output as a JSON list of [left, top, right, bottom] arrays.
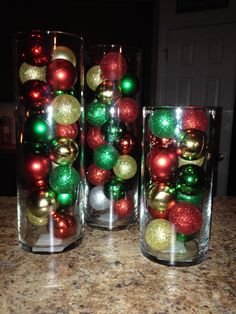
[[0, 196, 235, 314]]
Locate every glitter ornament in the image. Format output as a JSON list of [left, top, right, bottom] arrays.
[[55, 123, 78, 139], [177, 191, 204, 206], [27, 210, 48, 226], [178, 156, 205, 167], [52, 45, 77, 67], [24, 114, 54, 143], [102, 119, 126, 143], [113, 155, 137, 180], [149, 108, 176, 139], [52, 94, 81, 125], [86, 126, 106, 150], [89, 185, 110, 210], [50, 211, 77, 239], [57, 192, 75, 206], [114, 196, 134, 218], [182, 109, 208, 132], [177, 129, 207, 160], [19, 62, 46, 83], [23, 154, 51, 182], [169, 201, 202, 235], [87, 163, 111, 185], [86, 65, 104, 91], [49, 165, 80, 194], [93, 144, 119, 170], [116, 97, 139, 124], [86, 100, 110, 126], [148, 206, 169, 219], [28, 189, 58, 218], [115, 132, 136, 155], [120, 73, 138, 96], [144, 219, 174, 251], [46, 59, 77, 91], [100, 52, 127, 80], [50, 138, 79, 165], [95, 80, 121, 105], [104, 177, 126, 200]]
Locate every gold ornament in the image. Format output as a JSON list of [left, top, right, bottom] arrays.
[[86, 65, 104, 91], [113, 155, 137, 180], [52, 45, 77, 67], [27, 210, 48, 226], [52, 94, 81, 125], [147, 182, 176, 212], [50, 138, 79, 165], [178, 156, 205, 167], [28, 189, 58, 218], [19, 62, 46, 83]]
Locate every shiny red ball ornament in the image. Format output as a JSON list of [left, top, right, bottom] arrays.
[[87, 163, 111, 185], [114, 196, 134, 218], [182, 109, 208, 132], [20, 80, 52, 110], [50, 211, 77, 239], [46, 59, 77, 90], [168, 201, 202, 235], [115, 132, 136, 155], [148, 206, 169, 219], [116, 97, 139, 123], [86, 126, 106, 150], [147, 133, 174, 148], [147, 146, 178, 180], [23, 154, 51, 181], [55, 123, 78, 139], [100, 52, 127, 80]]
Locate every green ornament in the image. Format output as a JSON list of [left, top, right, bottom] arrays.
[[177, 233, 195, 242], [49, 165, 80, 194], [176, 164, 206, 195], [53, 89, 75, 97], [57, 192, 75, 206], [24, 114, 54, 143], [177, 191, 204, 206], [93, 144, 119, 170], [120, 73, 138, 96], [86, 100, 110, 126], [149, 108, 176, 139], [104, 176, 126, 200], [102, 119, 126, 143]]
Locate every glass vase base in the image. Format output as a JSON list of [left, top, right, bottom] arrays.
[[86, 219, 137, 231]]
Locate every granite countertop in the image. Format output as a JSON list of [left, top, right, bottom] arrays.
[[0, 196, 235, 314]]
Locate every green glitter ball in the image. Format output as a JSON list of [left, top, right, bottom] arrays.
[[49, 165, 80, 194], [102, 119, 126, 143], [148, 108, 176, 139], [93, 144, 119, 170], [86, 100, 110, 126], [104, 176, 126, 200], [177, 191, 204, 206]]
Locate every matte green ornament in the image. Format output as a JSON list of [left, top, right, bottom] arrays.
[[102, 119, 126, 143], [177, 190, 204, 206], [24, 114, 54, 143], [120, 73, 138, 96], [49, 165, 80, 194], [93, 144, 119, 170], [86, 100, 110, 126], [104, 176, 126, 200], [149, 108, 176, 139]]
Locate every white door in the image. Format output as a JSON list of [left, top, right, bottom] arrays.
[[163, 23, 236, 196]]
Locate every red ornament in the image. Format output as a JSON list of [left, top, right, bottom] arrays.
[[115, 132, 136, 155], [148, 206, 169, 219], [147, 133, 174, 148], [116, 97, 139, 123], [50, 211, 77, 239], [20, 80, 52, 110], [147, 146, 178, 180], [55, 123, 78, 139], [100, 52, 127, 80], [23, 154, 51, 181], [46, 59, 77, 90], [182, 109, 208, 132], [114, 196, 134, 218], [168, 201, 202, 235], [87, 163, 111, 185], [86, 126, 106, 150]]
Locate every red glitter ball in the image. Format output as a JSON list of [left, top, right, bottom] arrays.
[[114, 197, 134, 218], [116, 97, 139, 123], [50, 212, 77, 239], [168, 201, 202, 235], [55, 123, 78, 139], [148, 206, 169, 219], [100, 52, 127, 80], [182, 109, 208, 132], [87, 163, 111, 185], [86, 126, 106, 150]]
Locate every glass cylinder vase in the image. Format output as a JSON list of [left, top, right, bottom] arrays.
[[140, 106, 217, 266], [13, 30, 85, 253], [84, 44, 143, 230]]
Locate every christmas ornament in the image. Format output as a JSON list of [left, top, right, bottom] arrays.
[[148, 206, 169, 219], [149, 108, 176, 138], [182, 108, 208, 132], [120, 73, 138, 96], [23, 154, 51, 182], [178, 156, 205, 167], [93, 144, 119, 170], [168, 201, 202, 235], [53, 89, 75, 97], [177, 129, 207, 160], [50, 211, 77, 239], [177, 191, 204, 206], [100, 51, 127, 80], [144, 219, 174, 251], [55, 123, 78, 139], [113, 155, 137, 180], [24, 114, 54, 143], [176, 164, 206, 195], [52, 94, 81, 125], [20, 80, 51, 110], [86, 126, 106, 150], [89, 185, 111, 210], [52, 45, 77, 67], [177, 233, 195, 242], [86, 65, 104, 91], [46, 59, 77, 91], [57, 192, 75, 206], [115, 132, 136, 155], [116, 97, 139, 123], [19, 62, 46, 83], [87, 163, 111, 185], [50, 138, 79, 165], [147, 133, 174, 149], [104, 177, 126, 200], [114, 196, 134, 218], [27, 210, 48, 226], [86, 100, 110, 126], [28, 189, 58, 218], [95, 80, 121, 105], [49, 165, 80, 194], [102, 119, 126, 143]]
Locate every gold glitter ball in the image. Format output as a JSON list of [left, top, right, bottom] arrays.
[[27, 210, 48, 226], [52, 94, 81, 125], [86, 65, 104, 91], [113, 155, 137, 180], [19, 62, 46, 83]]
